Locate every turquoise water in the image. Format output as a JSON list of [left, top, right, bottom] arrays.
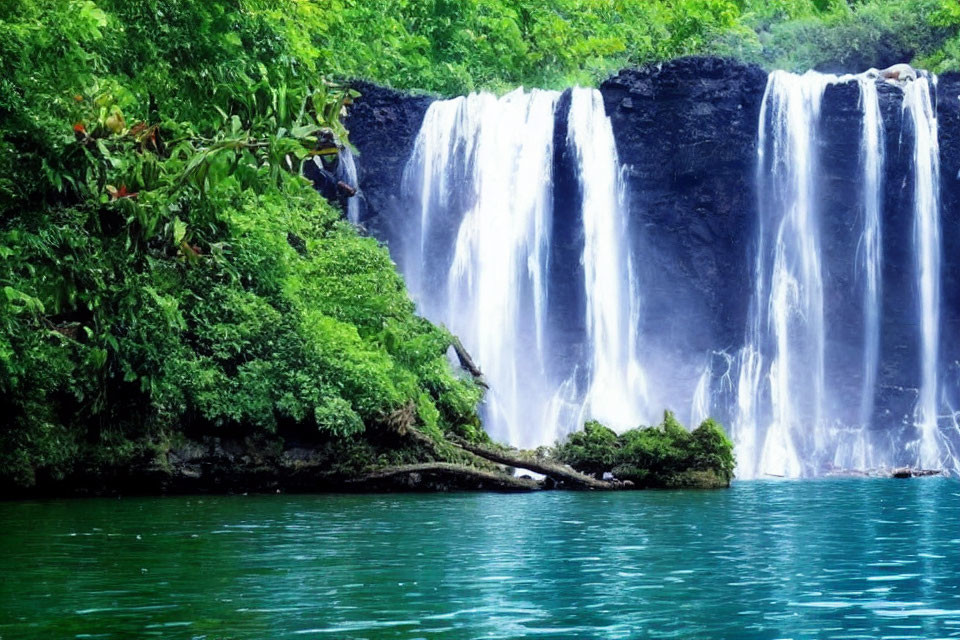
[[1, 480, 960, 639]]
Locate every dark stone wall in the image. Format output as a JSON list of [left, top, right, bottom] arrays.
[[343, 82, 433, 246], [548, 89, 588, 380], [599, 58, 767, 359], [818, 80, 875, 426], [876, 79, 922, 432], [936, 73, 960, 415]]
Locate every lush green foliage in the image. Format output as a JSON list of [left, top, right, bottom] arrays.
[[257, 0, 959, 95], [0, 0, 482, 488], [555, 413, 736, 488]]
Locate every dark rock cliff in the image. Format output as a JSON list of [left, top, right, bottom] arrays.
[[600, 58, 767, 372], [344, 82, 433, 241], [934, 72, 960, 422]]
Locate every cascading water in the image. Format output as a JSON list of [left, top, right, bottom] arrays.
[[380, 63, 958, 477], [732, 69, 948, 477], [403, 89, 558, 447], [903, 75, 942, 469], [737, 70, 830, 479], [858, 75, 884, 432], [337, 146, 361, 224], [568, 87, 650, 430], [402, 87, 649, 448]]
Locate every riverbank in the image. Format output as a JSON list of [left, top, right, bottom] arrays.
[[0, 412, 735, 498]]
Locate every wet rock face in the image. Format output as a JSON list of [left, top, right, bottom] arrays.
[[935, 73, 960, 420], [343, 82, 433, 240], [818, 80, 875, 423], [875, 79, 924, 433], [867, 73, 960, 440], [600, 57, 768, 361]]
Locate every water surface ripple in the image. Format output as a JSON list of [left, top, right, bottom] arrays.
[[2, 479, 959, 639]]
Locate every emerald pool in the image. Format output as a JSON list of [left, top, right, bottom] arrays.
[[2, 479, 960, 639]]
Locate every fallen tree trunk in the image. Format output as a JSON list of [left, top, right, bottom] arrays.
[[450, 438, 615, 490], [347, 463, 539, 492], [452, 337, 488, 388]]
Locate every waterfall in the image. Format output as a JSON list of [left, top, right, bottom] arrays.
[[737, 70, 830, 479], [858, 75, 884, 430], [337, 147, 361, 224], [402, 87, 648, 448], [403, 89, 558, 447], [568, 87, 650, 430], [385, 66, 956, 475], [903, 76, 942, 469], [732, 69, 948, 477]]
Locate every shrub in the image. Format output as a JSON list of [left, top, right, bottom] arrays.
[[554, 411, 736, 488]]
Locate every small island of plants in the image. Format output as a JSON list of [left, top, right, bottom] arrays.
[[554, 413, 736, 489]]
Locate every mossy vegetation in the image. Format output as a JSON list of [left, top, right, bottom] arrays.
[[133, 0, 960, 96], [554, 413, 736, 488], [0, 0, 486, 490]]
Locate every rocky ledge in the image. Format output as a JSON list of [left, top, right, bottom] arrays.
[[2, 422, 735, 498], [825, 467, 945, 478]]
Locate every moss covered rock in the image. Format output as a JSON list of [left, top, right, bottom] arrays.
[[554, 411, 735, 489]]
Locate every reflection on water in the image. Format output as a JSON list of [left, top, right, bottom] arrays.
[[1, 480, 959, 639]]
